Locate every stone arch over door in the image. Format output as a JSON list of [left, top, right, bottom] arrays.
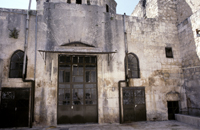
[[166, 91, 180, 101]]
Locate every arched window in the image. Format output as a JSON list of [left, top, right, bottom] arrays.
[[9, 50, 27, 78], [126, 53, 140, 78]]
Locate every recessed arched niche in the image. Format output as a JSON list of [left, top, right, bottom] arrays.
[[166, 91, 180, 101], [61, 42, 95, 47]]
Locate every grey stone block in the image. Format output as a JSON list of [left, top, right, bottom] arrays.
[[175, 114, 200, 128]]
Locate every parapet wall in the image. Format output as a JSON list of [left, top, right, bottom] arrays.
[[131, 0, 158, 18], [37, 0, 117, 14], [177, 0, 200, 24]]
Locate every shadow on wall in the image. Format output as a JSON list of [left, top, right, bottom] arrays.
[[177, 0, 193, 24], [0, 59, 2, 105], [178, 1, 200, 117], [0, 59, 2, 90], [34, 87, 47, 125]]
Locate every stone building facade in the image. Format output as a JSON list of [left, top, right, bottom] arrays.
[[0, 0, 200, 127]]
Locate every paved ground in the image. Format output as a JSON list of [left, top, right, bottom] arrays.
[[0, 121, 199, 130]]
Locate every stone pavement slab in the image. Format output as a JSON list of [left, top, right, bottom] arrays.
[[0, 121, 199, 130]]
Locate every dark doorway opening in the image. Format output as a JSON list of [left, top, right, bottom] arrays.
[[168, 101, 179, 120], [123, 87, 146, 122], [76, 0, 82, 4], [165, 47, 173, 58], [57, 55, 98, 124], [106, 4, 109, 12], [0, 88, 30, 128]]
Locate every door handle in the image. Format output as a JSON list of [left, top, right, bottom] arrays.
[[15, 107, 17, 111], [71, 106, 73, 109], [135, 105, 137, 108]]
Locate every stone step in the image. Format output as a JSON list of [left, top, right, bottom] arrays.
[[175, 114, 200, 128]]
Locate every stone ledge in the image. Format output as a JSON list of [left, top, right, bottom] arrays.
[[175, 114, 200, 128], [0, 8, 37, 15]]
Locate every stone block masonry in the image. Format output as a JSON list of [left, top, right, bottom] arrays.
[[175, 114, 200, 128], [0, 0, 200, 127]]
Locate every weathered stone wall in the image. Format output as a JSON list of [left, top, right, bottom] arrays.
[[34, 2, 125, 125], [191, 10, 200, 61], [0, 58, 2, 104], [130, 0, 188, 120], [28, 0, 189, 125], [157, 0, 177, 23], [0, 59, 2, 90], [131, 0, 145, 17], [37, 0, 117, 15], [126, 15, 186, 120], [131, 0, 158, 18], [177, 0, 200, 24], [33, 0, 188, 125], [146, 0, 158, 18], [0, 8, 36, 90], [178, 9, 200, 116], [1, 0, 200, 127]]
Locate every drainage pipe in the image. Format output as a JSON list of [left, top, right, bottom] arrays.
[[30, 11, 38, 125], [118, 80, 126, 124], [23, 0, 32, 77], [22, 0, 35, 128], [34, 13, 37, 80], [118, 13, 129, 124], [123, 13, 129, 86]]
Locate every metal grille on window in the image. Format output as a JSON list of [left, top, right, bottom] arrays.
[[9, 50, 26, 78], [127, 53, 140, 78], [58, 55, 97, 106]]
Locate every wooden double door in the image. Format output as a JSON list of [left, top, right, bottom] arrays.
[[0, 88, 30, 128], [57, 55, 98, 124]]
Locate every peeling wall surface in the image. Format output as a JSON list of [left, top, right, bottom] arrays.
[[131, 0, 158, 18], [0, 0, 200, 127], [0, 59, 2, 104], [0, 8, 36, 88], [0, 59, 2, 89]]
